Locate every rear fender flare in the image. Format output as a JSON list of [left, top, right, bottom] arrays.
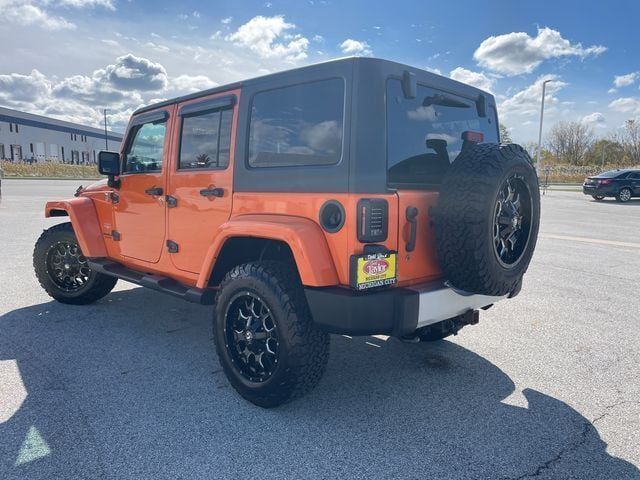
[[45, 198, 107, 258], [198, 215, 339, 288]]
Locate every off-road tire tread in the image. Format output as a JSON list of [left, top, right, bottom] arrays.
[[214, 261, 329, 407], [434, 143, 540, 296], [33, 222, 117, 305]]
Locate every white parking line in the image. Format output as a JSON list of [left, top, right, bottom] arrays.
[[540, 234, 640, 250]]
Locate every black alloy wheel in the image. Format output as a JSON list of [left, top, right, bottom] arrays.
[[224, 291, 279, 383], [46, 241, 91, 292], [492, 174, 533, 268]]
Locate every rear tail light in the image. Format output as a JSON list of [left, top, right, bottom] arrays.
[[462, 130, 484, 143], [599, 179, 613, 185], [357, 199, 388, 243]]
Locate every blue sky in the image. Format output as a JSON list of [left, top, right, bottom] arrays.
[[1, 0, 639, 143]]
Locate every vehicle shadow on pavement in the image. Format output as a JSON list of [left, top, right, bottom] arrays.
[[1, 287, 638, 480]]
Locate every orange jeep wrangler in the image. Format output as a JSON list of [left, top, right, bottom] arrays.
[[34, 58, 540, 407]]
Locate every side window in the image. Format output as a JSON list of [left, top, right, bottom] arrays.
[[248, 78, 344, 168], [629, 172, 640, 180], [179, 108, 233, 170], [123, 120, 167, 173]]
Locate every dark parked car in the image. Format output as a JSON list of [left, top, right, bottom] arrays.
[[583, 169, 640, 202]]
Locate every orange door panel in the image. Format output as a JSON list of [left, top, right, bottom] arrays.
[[167, 91, 239, 274], [395, 190, 442, 284], [113, 106, 173, 264]]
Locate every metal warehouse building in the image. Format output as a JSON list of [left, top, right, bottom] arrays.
[[0, 106, 123, 164]]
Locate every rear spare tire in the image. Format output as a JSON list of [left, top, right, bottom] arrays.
[[434, 143, 540, 296]]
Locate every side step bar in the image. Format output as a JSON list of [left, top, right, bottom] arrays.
[[87, 259, 216, 305]]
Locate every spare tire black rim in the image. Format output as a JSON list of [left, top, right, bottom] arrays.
[[493, 174, 532, 268], [224, 292, 279, 383], [47, 241, 91, 292]]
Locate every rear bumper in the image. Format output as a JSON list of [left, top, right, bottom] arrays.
[[582, 185, 615, 196], [305, 281, 505, 337]]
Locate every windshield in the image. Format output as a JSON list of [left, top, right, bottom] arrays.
[[387, 78, 498, 187]]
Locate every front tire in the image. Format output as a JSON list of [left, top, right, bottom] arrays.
[[33, 222, 117, 304], [213, 262, 330, 408], [617, 188, 632, 203]]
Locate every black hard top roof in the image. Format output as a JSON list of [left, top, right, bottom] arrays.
[[133, 56, 491, 116]]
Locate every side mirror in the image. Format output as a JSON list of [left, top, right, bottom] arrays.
[[98, 151, 120, 175], [98, 151, 121, 188]]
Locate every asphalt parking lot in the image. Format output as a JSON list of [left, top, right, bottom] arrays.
[[1, 179, 639, 480]]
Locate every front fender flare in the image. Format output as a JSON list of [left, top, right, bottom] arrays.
[[197, 215, 339, 288], [45, 198, 107, 258]]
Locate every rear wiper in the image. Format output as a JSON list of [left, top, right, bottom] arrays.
[[423, 94, 470, 109]]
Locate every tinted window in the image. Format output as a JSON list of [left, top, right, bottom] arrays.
[[597, 170, 628, 178], [628, 171, 640, 179], [387, 79, 498, 186], [179, 108, 233, 169], [123, 121, 166, 173], [248, 78, 344, 167]]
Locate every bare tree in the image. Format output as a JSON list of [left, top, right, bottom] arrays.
[[619, 119, 640, 166], [546, 121, 594, 165]]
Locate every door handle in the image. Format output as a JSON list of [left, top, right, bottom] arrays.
[[405, 206, 418, 252], [145, 186, 163, 196], [199, 187, 224, 198]]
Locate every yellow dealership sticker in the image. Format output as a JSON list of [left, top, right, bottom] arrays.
[[350, 252, 397, 290]]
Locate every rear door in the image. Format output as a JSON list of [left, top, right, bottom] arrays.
[[386, 78, 499, 283], [629, 171, 640, 195], [114, 107, 173, 263], [166, 91, 238, 274]]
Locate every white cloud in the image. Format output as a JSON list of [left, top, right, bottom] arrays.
[[101, 54, 168, 91], [227, 15, 309, 61], [0, 1, 76, 30], [449, 67, 494, 92], [339, 38, 372, 56], [500, 75, 568, 118], [56, 0, 115, 9], [474, 27, 606, 75], [0, 70, 52, 103], [169, 74, 218, 93], [221, 16, 232, 24], [613, 72, 639, 88], [608, 97, 640, 115], [145, 42, 170, 53], [581, 112, 606, 127]]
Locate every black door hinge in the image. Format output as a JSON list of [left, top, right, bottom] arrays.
[[166, 240, 179, 253], [166, 195, 178, 208], [110, 192, 120, 204], [111, 230, 121, 241]]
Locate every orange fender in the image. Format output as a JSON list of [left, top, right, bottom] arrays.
[[45, 198, 107, 258], [197, 214, 339, 288]]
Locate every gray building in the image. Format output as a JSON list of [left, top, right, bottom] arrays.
[[0, 106, 123, 164]]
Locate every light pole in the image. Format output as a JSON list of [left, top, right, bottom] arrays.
[[536, 79, 552, 176], [103, 109, 109, 150]]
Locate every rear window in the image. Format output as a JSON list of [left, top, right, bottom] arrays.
[[386, 78, 498, 187], [597, 170, 628, 178], [248, 78, 344, 168]]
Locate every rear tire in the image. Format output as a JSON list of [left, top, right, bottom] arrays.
[[213, 261, 330, 408], [617, 188, 632, 203], [33, 222, 117, 305], [434, 143, 540, 296], [592, 195, 605, 201]]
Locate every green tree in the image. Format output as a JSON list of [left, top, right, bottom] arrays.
[[585, 139, 625, 167], [499, 124, 512, 144]]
